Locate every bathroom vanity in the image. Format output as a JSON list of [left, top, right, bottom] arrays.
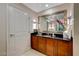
[[31, 10, 73, 56], [31, 34, 73, 56]]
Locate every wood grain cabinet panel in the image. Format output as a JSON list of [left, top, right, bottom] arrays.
[[31, 35, 73, 56], [31, 35, 38, 50], [52, 39, 58, 56], [46, 38, 58, 56], [38, 37, 46, 54], [57, 40, 72, 56], [46, 38, 53, 56]]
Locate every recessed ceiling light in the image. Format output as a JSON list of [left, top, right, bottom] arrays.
[[45, 4, 49, 7]]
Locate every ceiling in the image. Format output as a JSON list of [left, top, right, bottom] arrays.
[[23, 3, 63, 13]]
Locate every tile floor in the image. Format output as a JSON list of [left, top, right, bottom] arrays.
[[22, 49, 46, 56]]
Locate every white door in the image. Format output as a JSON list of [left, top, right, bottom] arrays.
[[7, 6, 31, 56]]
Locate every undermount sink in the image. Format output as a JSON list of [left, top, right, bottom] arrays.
[[41, 32, 63, 38], [54, 33, 63, 38]]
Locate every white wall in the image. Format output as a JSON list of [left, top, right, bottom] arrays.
[[0, 4, 7, 56], [73, 3, 79, 56], [8, 3, 38, 19]]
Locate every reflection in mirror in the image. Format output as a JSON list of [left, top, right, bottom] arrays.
[[38, 10, 67, 33]]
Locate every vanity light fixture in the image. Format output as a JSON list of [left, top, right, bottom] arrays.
[[45, 4, 49, 7]]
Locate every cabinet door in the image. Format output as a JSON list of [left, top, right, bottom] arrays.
[[46, 38, 53, 56], [46, 38, 58, 56], [38, 37, 46, 54], [31, 35, 38, 50], [52, 39, 58, 56], [57, 40, 72, 56]]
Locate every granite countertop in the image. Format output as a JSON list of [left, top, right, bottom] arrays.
[[36, 34, 71, 41]]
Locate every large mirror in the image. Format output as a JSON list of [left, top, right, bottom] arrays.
[[38, 10, 67, 33]]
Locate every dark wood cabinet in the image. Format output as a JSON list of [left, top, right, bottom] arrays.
[[46, 38, 58, 56], [31, 35, 73, 56], [57, 40, 73, 56], [46, 38, 53, 56], [38, 37, 46, 54], [31, 35, 38, 50], [52, 39, 58, 56]]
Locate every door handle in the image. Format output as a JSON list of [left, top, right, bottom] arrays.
[[10, 34, 15, 37]]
